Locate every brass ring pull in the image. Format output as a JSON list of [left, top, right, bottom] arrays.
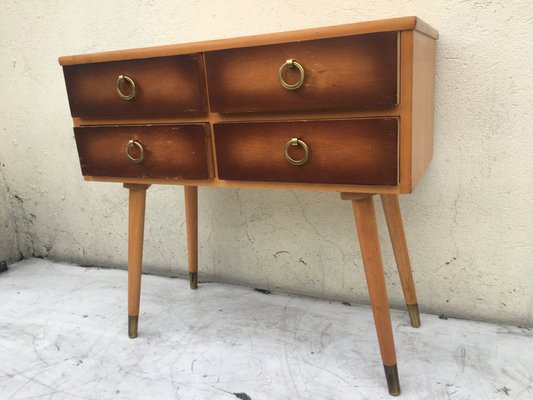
[[278, 59, 305, 90], [116, 74, 136, 100], [284, 138, 309, 166], [125, 139, 144, 163]]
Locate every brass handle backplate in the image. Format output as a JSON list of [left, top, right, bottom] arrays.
[[278, 59, 305, 90], [116, 74, 136, 100], [284, 138, 309, 166], [125, 139, 144, 163]]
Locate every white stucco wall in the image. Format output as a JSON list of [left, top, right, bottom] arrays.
[[0, 1, 532, 326]]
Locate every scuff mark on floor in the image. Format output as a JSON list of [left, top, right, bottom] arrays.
[[233, 392, 252, 400], [496, 386, 511, 396]]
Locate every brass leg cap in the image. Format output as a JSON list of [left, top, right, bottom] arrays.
[[407, 303, 421, 328], [128, 315, 138, 339], [189, 272, 198, 290], [384, 364, 401, 396]]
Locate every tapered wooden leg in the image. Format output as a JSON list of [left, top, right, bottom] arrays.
[[184, 186, 198, 289], [380, 194, 420, 328], [352, 195, 400, 396], [124, 183, 150, 339]]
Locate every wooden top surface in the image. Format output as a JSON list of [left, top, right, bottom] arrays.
[[58, 16, 438, 66]]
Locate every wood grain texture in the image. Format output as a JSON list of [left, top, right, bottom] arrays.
[[184, 186, 198, 274], [71, 105, 401, 126], [215, 118, 398, 185], [74, 124, 211, 180], [206, 32, 398, 113], [126, 184, 149, 318], [410, 31, 436, 188], [340, 192, 376, 201], [84, 175, 402, 194], [352, 196, 397, 366], [58, 16, 437, 65], [63, 55, 206, 118], [398, 30, 414, 193], [380, 194, 418, 306]]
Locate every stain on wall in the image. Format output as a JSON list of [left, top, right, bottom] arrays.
[[0, 163, 28, 262]]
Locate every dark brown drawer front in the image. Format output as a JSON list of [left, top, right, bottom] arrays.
[[74, 124, 211, 180], [205, 32, 397, 113], [64, 55, 206, 118], [215, 118, 398, 185]]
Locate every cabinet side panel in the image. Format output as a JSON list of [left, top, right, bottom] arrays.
[[398, 31, 413, 193], [411, 31, 436, 188]]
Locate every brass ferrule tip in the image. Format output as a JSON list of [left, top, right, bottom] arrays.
[[407, 303, 421, 328], [384, 364, 401, 396], [128, 315, 138, 339], [189, 272, 198, 290]]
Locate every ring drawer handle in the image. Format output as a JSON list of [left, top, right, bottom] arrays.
[[284, 138, 309, 166], [125, 139, 144, 163], [278, 59, 305, 90], [116, 74, 136, 100]]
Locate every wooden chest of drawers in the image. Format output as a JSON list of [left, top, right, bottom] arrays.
[[60, 16, 438, 396]]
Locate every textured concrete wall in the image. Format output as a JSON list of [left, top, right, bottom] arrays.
[[0, 1, 532, 326], [0, 170, 22, 262]]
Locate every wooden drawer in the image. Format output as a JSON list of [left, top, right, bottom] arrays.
[[205, 32, 397, 113], [214, 118, 398, 185], [74, 124, 212, 180], [63, 55, 206, 118]]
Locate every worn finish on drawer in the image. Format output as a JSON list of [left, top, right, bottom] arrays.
[[215, 118, 398, 185], [74, 124, 211, 180], [205, 32, 398, 113], [64, 55, 206, 118]]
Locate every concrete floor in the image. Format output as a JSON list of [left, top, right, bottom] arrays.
[[0, 259, 531, 400]]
